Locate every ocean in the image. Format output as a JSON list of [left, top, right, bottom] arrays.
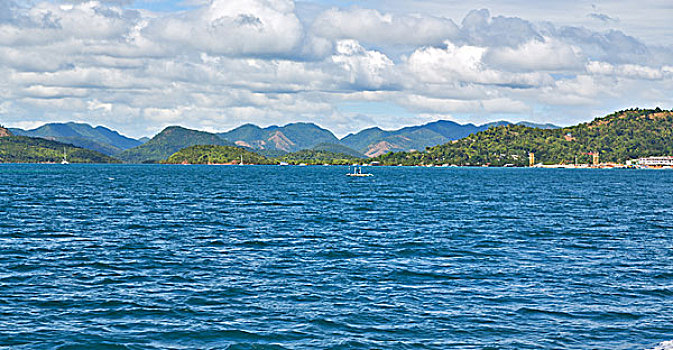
[[1, 164, 672, 349]]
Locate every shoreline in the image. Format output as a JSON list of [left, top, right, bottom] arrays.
[[2, 162, 672, 169]]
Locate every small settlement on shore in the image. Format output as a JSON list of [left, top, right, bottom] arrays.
[[529, 153, 673, 169], [353, 155, 673, 169]]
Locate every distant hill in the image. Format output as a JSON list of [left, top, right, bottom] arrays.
[[118, 126, 234, 163], [374, 108, 673, 166], [5, 120, 560, 159], [516, 121, 559, 129], [163, 145, 275, 165], [341, 120, 485, 157], [341, 120, 559, 157], [0, 136, 119, 163], [219, 122, 340, 153], [9, 122, 141, 156]]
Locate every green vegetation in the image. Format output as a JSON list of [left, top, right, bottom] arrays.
[[163, 145, 276, 164], [255, 149, 288, 158], [118, 126, 233, 163], [219, 122, 340, 152], [341, 120, 509, 157], [375, 108, 673, 166], [0, 136, 120, 163], [279, 149, 364, 165], [163, 144, 364, 165], [9, 122, 141, 156]]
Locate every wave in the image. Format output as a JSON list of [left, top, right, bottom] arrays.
[[647, 341, 673, 350]]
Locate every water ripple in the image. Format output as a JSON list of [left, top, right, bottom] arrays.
[[0, 165, 672, 349]]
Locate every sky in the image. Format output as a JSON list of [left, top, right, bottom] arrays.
[[0, 0, 672, 138]]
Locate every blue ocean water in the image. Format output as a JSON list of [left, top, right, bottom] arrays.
[[1, 164, 672, 350]]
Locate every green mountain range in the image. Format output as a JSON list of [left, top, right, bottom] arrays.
[[5, 119, 559, 163], [374, 108, 673, 166], [218, 122, 340, 153], [341, 120, 484, 157], [341, 120, 558, 157], [217, 120, 558, 158], [0, 127, 119, 163], [117, 126, 234, 163], [9, 122, 141, 156], [3, 109, 672, 165]]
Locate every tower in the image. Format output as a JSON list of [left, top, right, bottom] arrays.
[[592, 151, 599, 166]]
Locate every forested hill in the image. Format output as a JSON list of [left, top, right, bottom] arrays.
[[118, 126, 234, 163], [374, 108, 673, 166], [163, 145, 276, 165], [9, 122, 141, 156], [0, 136, 120, 163]]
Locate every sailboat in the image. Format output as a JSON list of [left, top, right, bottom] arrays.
[[346, 165, 373, 177], [61, 147, 69, 165], [239, 155, 244, 166]]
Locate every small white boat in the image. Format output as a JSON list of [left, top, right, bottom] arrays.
[[279, 162, 289, 166], [346, 165, 373, 177], [239, 155, 244, 166], [61, 147, 69, 165]]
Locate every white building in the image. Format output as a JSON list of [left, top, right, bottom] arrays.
[[635, 156, 673, 166]]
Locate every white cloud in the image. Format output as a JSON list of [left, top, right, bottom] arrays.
[[331, 40, 395, 89], [539, 75, 602, 105], [405, 41, 553, 87], [145, 0, 304, 57], [485, 37, 585, 72], [87, 99, 113, 112], [400, 94, 530, 114], [0, 0, 670, 138], [586, 61, 671, 80], [312, 7, 459, 46]]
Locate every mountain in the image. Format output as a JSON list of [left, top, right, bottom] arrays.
[[341, 120, 484, 157], [311, 143, 365, 158], [515, 121, 559, 129], [0, 136, 119, 163], [4, 119, 559, 159], [219, 122, 340, 153], [163, 145, 276, 165], [9, 122, 141, 156], [374, 108, 673, 166], [0, 126, 12, 137], [341, 120, 560, 158], [117, 126, 234, 163]]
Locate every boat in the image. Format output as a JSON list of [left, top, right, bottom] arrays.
[[239, 155, 244, 166], [346, 165, 373, 177], [279, 162, 289, 166], [61, 147, 69, 165]]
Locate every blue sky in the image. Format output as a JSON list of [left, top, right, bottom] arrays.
[[133, 1, 189, 12], [0, 0, 671, 137]]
